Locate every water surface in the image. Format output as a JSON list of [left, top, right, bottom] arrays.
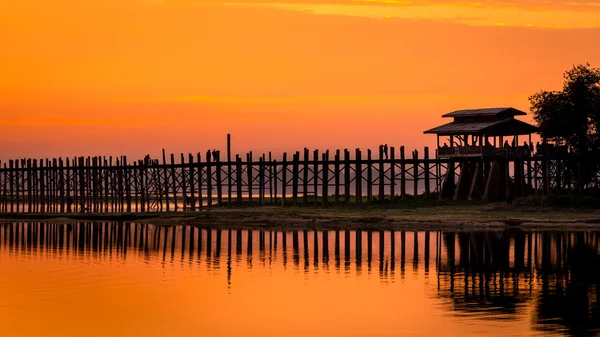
[[1, 223, 599, 337]]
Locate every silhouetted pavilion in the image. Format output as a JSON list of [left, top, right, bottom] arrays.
[[424, 107, 538, 158]]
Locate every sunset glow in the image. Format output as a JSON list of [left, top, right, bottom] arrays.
[[1, 0, 599, 160]]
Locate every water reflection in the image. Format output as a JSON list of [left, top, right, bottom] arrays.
[[1, 223, 599, 336]]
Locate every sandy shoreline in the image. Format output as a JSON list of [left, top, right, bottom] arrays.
[[1, 204, 600, 231]]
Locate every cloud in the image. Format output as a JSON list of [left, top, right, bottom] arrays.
[[112, 93, 529, 107], [217, 0, 600, 28]]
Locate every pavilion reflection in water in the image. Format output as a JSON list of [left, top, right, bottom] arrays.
[[1, 223, 599, 336]]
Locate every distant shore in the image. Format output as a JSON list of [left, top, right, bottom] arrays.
[[1, 204, 600, 231]]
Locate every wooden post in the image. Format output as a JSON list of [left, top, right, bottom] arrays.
[[26, 159, 32, 212], [116, 158, 123, 212], [355, 148, 362, 205], [303, 148, 309, 205], [216, 151, 223, 206], [171, 153, 178, 210], [322, 151, 329, 207], [55, 158, 61, 212], [91, 157, 98, 212], [206, 151, 213, 207], [78, 157, 85, 212], [103, 157, 109, 212], [273, 159, 278, 206], [413, 150, 419, 197], [424, 147, 430, 196], [313, 149, 319, 206], [197, 153, 203, 209], [390, 147, 395, 202], [379, 146, 384, 202], [9, 160, 13, 212], [29, 160, 35, 213], [133, 162, 139, 212], [189, 154, 196, 211], [124, 156, 131, 212], [227, 134, 232, 204], [181, 154, 187, 211], [2, 163, 7, 213], [367, 150, 373, 203], [259, 156, 265, 206], [267, 153, 273, 204], [281, 153, 287, 206], [246, 151, 252, 205], [505, 159, 510, 200], [344, 149, 350, 204], [139, 158, 145, 212], [59, 157, 65, 213], [526, 156, 532, 196], [334, 150, 340, 205], [72, 157, 78, 212], [15, 160, 20, 213], [468, 161, 481, 201], [236, 155, 242, 205], [400, 146, 406, 199], [163, 149, 170, 212], [292, 152, 299, 205]]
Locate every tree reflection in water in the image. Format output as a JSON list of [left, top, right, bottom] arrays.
[[438, 230, 600, 335]]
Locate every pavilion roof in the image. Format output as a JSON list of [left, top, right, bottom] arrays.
[[442, 107, 527, 118], [423, 118, 538, 136]]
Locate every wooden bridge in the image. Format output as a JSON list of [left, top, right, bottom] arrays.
[[0, 134, 592, 213]]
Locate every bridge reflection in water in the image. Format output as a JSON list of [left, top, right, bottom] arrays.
[[1, 223, 599, 336]]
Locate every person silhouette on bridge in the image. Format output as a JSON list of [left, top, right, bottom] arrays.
[[383, 144, 389, 160]]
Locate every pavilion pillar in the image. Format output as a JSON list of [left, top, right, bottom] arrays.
[[479, 135, 483, 155]]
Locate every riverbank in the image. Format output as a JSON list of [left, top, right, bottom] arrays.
[[1, 203, 600, 231]]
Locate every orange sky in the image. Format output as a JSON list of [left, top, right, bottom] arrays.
[[1, 0, 600, 161]]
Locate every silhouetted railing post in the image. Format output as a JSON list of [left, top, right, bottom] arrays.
[[322, 151, 329, 207], [303, 148, 309, 205], [344, 149, 350, 204], [206, 151, 213, 208], [235, 154, 242, 205], [292, 152, 299, 205], [227, 134, 232, 205], [170, 153, 178, 210], [378, 146, 384, 202], [189, 154, 196, 211], [413, 150, 419, 197], [400, 147, 406, 199], [259, 156, 264, 206], [367, 149, 373, 203], [247, 151, 253, 205], [197, 153, 203, 210], [424, 147, 430, 196], [390, 147, 396, 202], [313, 149, 319, 206], [281, 153, 287, 206], [334, 150, 340, 205], [355, 148, 362, 205], [162, 149, 170, 211]]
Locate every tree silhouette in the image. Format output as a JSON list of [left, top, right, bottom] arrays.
[[529, 63, 600, 186]]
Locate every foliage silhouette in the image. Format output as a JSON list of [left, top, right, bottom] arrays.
[[530, 63, 600, 186]]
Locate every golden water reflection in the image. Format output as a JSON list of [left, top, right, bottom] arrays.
[[0, 223, 599, 337]]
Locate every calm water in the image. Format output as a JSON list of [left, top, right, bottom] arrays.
[[1, 223, 599, 337]]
